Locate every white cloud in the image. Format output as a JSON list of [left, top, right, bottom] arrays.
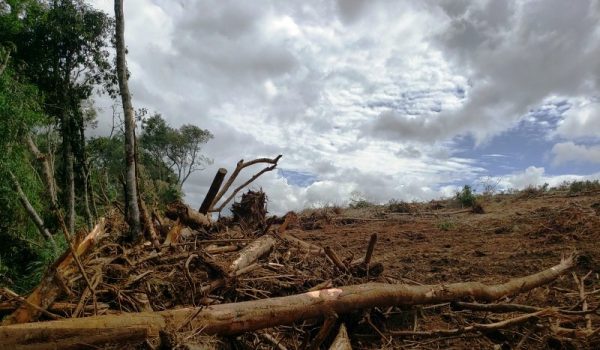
[[488, 166, 600, 191], [86, 0, 600, 215], [551, 142, 600, 165], [554, 100, 600, 139]]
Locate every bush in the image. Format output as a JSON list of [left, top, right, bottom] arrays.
[[569, 180, 600, 194], [349, 199, 374, 209], [387, 199, 412, 213], [456, 185, 476, 207]]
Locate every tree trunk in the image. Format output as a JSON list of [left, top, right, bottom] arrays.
[[78, 120, 94, 230], [66, 144, 76, 236], [114, 0, 141, 240], [228, 234, 276, 274], [9, 171, 57, 251], [26, 135, 58, 207], [0, 255, 575, 347]]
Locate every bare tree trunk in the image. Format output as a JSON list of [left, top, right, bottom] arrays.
[[0, 255, 575, 347], [26, 135, 58, 207], [66, 144, 76, 236], [114, 0, 141, 240], [79, 121, 94, 230], [8, 171, 57, 251]]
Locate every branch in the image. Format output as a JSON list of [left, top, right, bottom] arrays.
[[8, 171, 57, 251], [209, 155, 282, 211]]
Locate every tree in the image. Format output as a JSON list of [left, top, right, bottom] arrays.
[[0, 0, 115, 235], [140, 113, 213, 188], [114, 0, 141, 240]]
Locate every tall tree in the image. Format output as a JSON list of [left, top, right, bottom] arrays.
[[0, 0, 115, 234], [140, 113, 213, 187], [114, 0, 141, 239]]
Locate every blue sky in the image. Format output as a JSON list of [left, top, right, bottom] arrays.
[[89, 0, 600, 213]]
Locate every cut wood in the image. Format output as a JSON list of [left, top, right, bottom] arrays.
[[329, 323, 352, 350], [2, 219, 106, 325], [0, 255, 575, 347], [199, 168, 227, 214], [229, 234, 276, 274], [165, 201, 211, 229]]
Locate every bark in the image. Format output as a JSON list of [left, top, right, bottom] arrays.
[[115, 0, 141, 240], [139, 198, 160, 250], [9, 171, 57, 251], [165, 201, 211, 229], [228, 234, 276, 274], [66, 136, 76, 236], [0, 255, 575, 346], [2, 219, 106, 325], [199, 168, 227, 214], [26, 135, 58, 206], [329, 324, 352, 350]]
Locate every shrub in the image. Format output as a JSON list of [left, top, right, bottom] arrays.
[[456, 185, 476, 207], [349, 199, 374, 209], [569, 180, 600, 194], [387, 199, 411, 213]]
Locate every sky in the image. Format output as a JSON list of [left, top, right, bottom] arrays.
[[89, 0, 600, 214]]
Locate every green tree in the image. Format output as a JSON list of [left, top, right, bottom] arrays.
[[140, 113, 213, 187], [0, 0, 115, 234]]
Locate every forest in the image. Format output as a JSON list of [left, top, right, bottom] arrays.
[[0, 0, 212, 292]]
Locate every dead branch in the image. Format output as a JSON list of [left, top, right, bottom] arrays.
[[209, 155, 282, 212], [165, 201, 211, 229], [0, 255, 575, 346], [388, 308, 555, 337], [8, 171, 57, 251]]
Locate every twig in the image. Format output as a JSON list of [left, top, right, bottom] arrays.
[[389, 309, 555, 337], [259, 332, 288, 350]]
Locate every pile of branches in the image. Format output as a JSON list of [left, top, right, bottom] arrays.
[[0, 158, 599, 349]]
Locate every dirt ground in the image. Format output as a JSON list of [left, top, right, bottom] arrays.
[[289, 189, 600, 349]]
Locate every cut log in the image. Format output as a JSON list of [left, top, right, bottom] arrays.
[[2, 219, 106, 325], [0, 255, 575, 347], [329, 324, 352, 350], [229, 234, 276, 274], [165, 201, 211, 229], [199, 168, 227, 214]]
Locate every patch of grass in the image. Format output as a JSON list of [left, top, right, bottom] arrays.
[[437, 221, 455, 231]]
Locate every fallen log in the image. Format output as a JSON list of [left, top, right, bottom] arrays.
[[2, 219, 106, 325], [165, 201, 210, 229], [199, 168, 227, 214], [229, 234, 276, 274], [0, 255, 575, 347]]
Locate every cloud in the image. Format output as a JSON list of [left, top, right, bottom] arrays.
[[554, 99, 600, 140], [490, 166, 600, 191], [367, 0, 600, 143], [87, 0, 600, 215], [551, 142, 600, 165]]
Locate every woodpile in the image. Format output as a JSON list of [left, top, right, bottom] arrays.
[[0, 163, 598, 349]]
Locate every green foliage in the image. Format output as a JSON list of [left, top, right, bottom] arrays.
[[140, 113, 213, 186], [437, 220, 455, 231], [387, 199, 412, 213], [569, 180, 600, 194], [456, 185, 476, 207]]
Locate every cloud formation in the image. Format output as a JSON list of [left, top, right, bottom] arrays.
[[88, 0, 600, 214]]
